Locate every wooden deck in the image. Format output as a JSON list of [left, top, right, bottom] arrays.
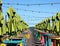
[[26, 28, 45, 46]]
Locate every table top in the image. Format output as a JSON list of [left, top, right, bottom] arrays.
[[4, 40, 22, 44], [35, 29, 60, 40], [48, 35, 60, 40]]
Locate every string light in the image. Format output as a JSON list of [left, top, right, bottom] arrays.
[[3, 2, 60, 6], [3, 6, 56, 14]]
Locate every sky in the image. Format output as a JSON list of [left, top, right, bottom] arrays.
[[2, 0, 60, 27]]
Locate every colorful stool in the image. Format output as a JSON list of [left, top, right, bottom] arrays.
[[48, 36, 60, 46], [43, 33, 54, 46], [53, 37, 60, 46], [0, 43, 6, 46], [20, 42, 23, 46]]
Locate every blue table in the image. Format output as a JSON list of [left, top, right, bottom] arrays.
[[4, 38, 27, 46]]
